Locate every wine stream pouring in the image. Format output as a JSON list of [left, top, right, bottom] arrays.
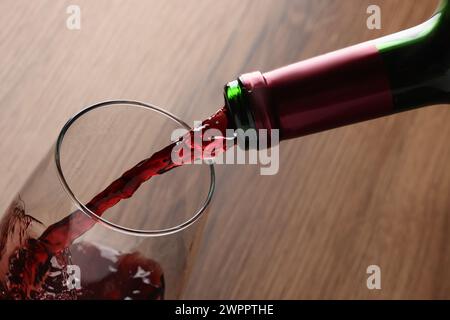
[[1, 0, 450, 300]]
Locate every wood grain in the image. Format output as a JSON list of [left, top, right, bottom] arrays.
[[1, 0, 449, 299]]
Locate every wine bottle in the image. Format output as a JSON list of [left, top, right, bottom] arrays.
[[224, 0, 450, 143]]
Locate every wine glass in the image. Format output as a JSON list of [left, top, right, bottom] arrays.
[[0, 101, 214, 300]]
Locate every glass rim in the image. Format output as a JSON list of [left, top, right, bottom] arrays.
[[54, 100, 215, 237]]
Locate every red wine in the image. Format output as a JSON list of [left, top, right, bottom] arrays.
[[0, 107, 232, 300], [2, 229, 164, 300]]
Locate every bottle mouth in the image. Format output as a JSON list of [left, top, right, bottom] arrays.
[[224, 80, 260, 150], [54, 100, 215, 237], [224, 80, 256, 132]]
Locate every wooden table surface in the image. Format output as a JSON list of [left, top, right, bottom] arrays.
[[1, 0, 449, 299]]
